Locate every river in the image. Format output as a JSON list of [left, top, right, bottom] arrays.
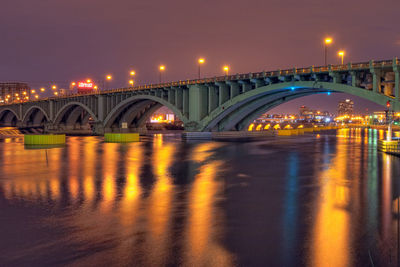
[[0, 129, 399, 266]]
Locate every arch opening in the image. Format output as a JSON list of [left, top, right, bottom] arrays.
[[103, 96, 185, 133]]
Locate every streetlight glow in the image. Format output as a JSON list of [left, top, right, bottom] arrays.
[[52, 85, 57, 90], [35, 95, 39, 99], [31, 89, 36, 94], [223, 66, 229, 75], [130, 71, 136, 76], [54, 92, 58, 96], [40, 88, 45, 92], [338, 50, 345, 64], [129, 80, 134, 85], [159, 65, 165, 82], [324, 37, 333, 65], [106, 75, 112, 80], [198, 58, 205, 79], [325, 38, 332, 44]]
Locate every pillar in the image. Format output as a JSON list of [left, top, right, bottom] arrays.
[[168, 88, 175, 105], [183, 88, 189, 118], [188, 84, 208, 122], [208, 84, 218, 113], [393, 59, 400, 100], [370, 60, 382, 93], [174, 87, 183, 110], [228, 82, 240, 99], [98, 95, 105, 121], [49, 100, 54, 121], [217, 83, 230, 106]]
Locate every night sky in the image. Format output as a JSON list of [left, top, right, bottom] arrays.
[[1, 0, 399, 114]]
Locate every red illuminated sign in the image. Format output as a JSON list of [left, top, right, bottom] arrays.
[[78, 82, 94, 89]]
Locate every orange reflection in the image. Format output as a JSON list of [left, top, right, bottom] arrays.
[[191, 142, 223, 163], [310, 135, 350, 267], [183, 159, 233, 266]]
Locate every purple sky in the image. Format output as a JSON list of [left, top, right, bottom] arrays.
[[1, 0, 399, 113]]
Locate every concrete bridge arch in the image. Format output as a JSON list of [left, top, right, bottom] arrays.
[[200, 81, 399, 131]]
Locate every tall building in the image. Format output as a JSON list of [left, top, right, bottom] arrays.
[[337, 99, 354, 116], [0, 82, 31, 103]]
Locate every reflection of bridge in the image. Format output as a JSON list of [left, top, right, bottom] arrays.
[[1, 59, 399, 134]]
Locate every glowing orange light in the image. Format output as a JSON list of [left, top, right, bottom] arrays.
[[31, 89, 36, 93], [40, 88, 45, 92], [130, 71, 136, 76], [106, 75, 112, 80], [159, 65, 165, 71], [325, 38, 333, 44], [223, 66, 229, 74], [198, 58, 205, 64]]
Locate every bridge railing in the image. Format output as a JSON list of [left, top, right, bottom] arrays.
[[1, 59, 397, 105]]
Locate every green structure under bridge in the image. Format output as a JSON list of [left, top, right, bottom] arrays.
[[1, 59, 399, 134]]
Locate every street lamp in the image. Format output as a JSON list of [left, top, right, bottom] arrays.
[[159, 65, 165, 83], [52, 85, 57, 90], [198, 58, 205, 79], [40, 88, 45, 92], [130, 70, 136, 76], [35, 95, 39, 99], [338, 50, 345, 64], [31, 89, 36, 94], [324, 37, 333, 65], [129, 80, 134, 86], [223, 65, 229, 75], [106, 75, 112, 80]]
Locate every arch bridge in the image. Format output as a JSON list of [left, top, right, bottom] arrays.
[[1, 59, 399, 134]]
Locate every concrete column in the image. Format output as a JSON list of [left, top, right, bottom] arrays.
[[168, 88, 175, 105], [370, 60, 382, 93], [98, 95, 105, 121], [241, 82, 252, 93], [49, 100, 54, 121], [393, 60, 400, 100], [175, 87, 183, 110], [183, 88, 189, 118], [228, 82, 240, 99], [350, 71, 358, 87], [329, 72, 341, 83], [208, 85, 218, 113], [188, 84, 208, 122], [18, 104, 22, 121], [218, 83, 230, 106]]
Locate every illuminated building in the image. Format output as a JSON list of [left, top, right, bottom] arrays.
[[0, 82, 31, 103], [337, 99, 354, 116]]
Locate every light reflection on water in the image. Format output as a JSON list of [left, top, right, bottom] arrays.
[[0, 130, 399, 266]]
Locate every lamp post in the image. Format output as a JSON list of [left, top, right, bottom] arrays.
[[159, 65, 165, 83], [324, 38, 333, 65], [223, 66, 229, 75], [198, 58, 205, 79], [338, 50, 345, 64], [105, 75, 112, 91], [130, 70, 136, 86]]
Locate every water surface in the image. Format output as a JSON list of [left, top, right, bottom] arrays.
[[0, 129, 399, 266]]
